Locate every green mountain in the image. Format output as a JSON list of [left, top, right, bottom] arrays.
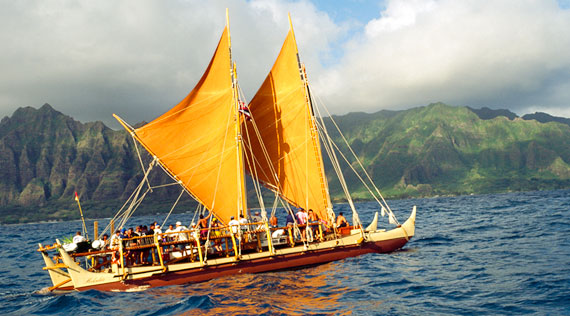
[[1, 102, 569, 223], [324, 102, 570, 199], [0, 104, 193, 223]]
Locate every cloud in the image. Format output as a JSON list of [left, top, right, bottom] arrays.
[[0, 0, 341, 126], [315, 0, 570, 117], [1, 0, 569, 126]]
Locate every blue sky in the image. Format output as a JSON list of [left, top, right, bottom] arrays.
[[0, 0, 569, 127]]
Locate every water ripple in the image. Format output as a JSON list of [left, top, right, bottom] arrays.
[[1, 190, 569, 315]]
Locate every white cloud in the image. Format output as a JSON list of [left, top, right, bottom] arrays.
[[1, 0, 569, 126], [0, 0, 341, 126], [314, 0, 570, 117]]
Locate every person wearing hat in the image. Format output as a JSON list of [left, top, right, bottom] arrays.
[[174, 221, 188, 241], [251, 211, 262, 223], [228, 216, 240, 235]]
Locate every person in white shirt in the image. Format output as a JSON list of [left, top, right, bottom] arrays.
[[164, 224, 175, 241], [154, 224, 163, 235], [228, 216, 240, 234], [251, 211, 262, 223], [73, 231, 86, 244], [110, 230, 121, 249], [175, 221, 188, 241], [239, 214, 249, 234]]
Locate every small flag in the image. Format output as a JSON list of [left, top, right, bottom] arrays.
[[239, 101, 252, 121], [74, 191, 79, 202]]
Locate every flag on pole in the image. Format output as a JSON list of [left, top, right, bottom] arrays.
[[74, 191, 79, 202], [239, 101, 252, 121]]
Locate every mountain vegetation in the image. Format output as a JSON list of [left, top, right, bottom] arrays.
[[1, 103, 569, 223], [0, 104, 194, 224], [324, 103, 570, 200]]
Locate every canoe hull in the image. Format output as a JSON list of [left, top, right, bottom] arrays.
[[51, 207, 416, 292], [80, 235, 409, 291]]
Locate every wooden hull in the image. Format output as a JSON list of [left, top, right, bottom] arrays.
[[86, 236, 408, 291], [50, 207, 416, 292]]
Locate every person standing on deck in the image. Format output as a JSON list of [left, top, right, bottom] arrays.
[[251, 211, 262, 223], [110, 230, 121, 249], [296, 209, 308, 241], [198, 212, 212, 239], [154, 224, 162, 236], [164, 224, 175, 241], [228, 216, 240, 234], [239, 214, 248, 228], [286, 212, 296, 226], [228, 216, 241, 253], [175, 221, 188, 241]]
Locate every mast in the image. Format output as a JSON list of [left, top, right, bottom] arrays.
[[288, 13, 332, 217], [228, 9, 248, 218]]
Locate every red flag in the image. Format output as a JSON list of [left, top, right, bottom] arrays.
[[74, 191, 79, 202], [239, 101, 252, 121]]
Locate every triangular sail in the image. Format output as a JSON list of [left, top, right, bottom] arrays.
[[242, 25, 332, 221], [116, 26, 246, 224]]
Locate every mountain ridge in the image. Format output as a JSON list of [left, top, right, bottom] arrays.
[[1, 103, 569, 223]]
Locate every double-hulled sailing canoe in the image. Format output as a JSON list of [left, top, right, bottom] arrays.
[[38, 13, 416, 292]]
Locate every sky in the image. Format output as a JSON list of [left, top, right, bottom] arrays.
[[1, 0, 570, 128]]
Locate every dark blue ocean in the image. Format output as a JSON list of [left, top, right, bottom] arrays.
[[1, 189, 569, 315]]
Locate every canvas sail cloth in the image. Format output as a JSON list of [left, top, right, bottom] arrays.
[[243, 28, 332, 221], [116, 27, 247, 224]]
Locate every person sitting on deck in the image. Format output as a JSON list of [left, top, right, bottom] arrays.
[[336, 212, 348, 228], [73, 231, 86, 244], [270, 215, 278, 228]]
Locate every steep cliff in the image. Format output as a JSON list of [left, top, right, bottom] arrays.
[[1, 103, 569, 223]]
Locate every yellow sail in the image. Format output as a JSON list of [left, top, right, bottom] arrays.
[[117, 26, 246, 224], [242, 26, 331, 221]]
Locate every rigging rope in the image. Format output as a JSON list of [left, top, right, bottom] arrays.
[[161, 189, 185, 229], [311, 89, 400, 225]]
